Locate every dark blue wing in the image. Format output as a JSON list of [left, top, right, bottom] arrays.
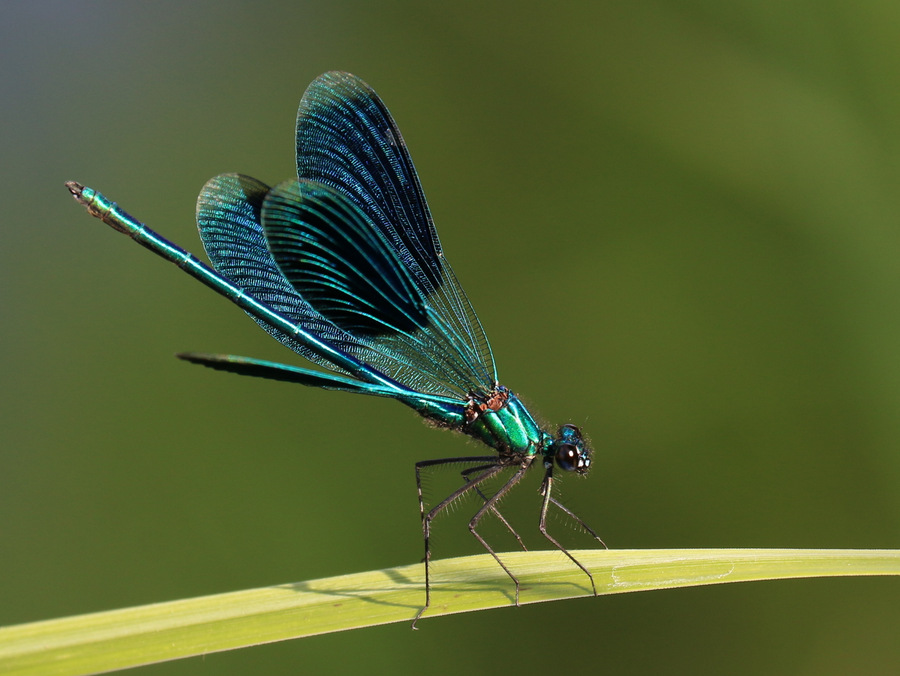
[[261, 180, 495, 397], [262, 180, 428, 338], [194, 73, 498, 399], [296, 71, 442, 293], [196, 174, 492, 398], [295, 72, 496, 390], [195, 174, 356, 371]]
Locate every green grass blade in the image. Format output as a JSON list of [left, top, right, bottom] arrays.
[[1, 548, 898, 675]]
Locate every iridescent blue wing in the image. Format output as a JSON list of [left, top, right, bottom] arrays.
[[262, 180, 428, 338], [196, 74, 497, 399], [294, 71, 497, 393], [197, 174, 397, 381], [262, 179, 495, 397], [196, 174, 491, 399], [296, 71, 441, 292], [196, 173, 356, 372]]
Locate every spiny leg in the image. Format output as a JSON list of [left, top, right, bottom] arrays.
[[547, 495, 607, 548], [538, 466, 599, 595], [413, 456, 502, 628], [461, 464, 528, 551], [466, 463, 531, 606]]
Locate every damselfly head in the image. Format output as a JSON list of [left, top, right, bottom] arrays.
[[552, 423, 592, 474]]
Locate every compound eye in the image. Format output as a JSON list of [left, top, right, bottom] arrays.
[[555, 443, 580, 472]]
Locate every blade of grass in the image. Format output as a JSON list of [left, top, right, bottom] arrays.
[[1, 548, 898, 675]]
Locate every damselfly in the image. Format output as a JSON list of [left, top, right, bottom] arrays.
[[66, 71, 604, 626]]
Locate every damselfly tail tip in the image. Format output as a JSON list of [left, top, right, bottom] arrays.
[[65, 181, 86, 201]]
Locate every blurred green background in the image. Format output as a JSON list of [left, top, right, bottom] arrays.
[[3, 1, 900, 673]]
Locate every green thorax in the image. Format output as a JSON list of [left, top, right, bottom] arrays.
[[402, 385, 551, 458], [462, 386, 550, 457]]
